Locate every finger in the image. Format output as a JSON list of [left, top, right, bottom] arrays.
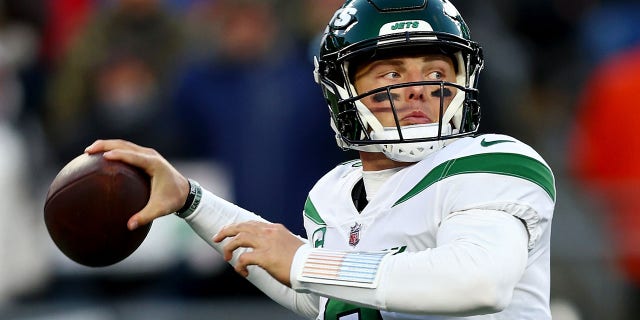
[[213, 226, 236, 243], [221, 232, 259, 262], [101, 148, 156, 176], [126, 210, 155, 231], [85, 139, 147, 155], [213, 221, 267, 243], [125, 195, 168, 230], [127, 204, 157, 230], [235, 263, 249, 278], [213, 222, 249, 243], [235, 252, 257, 278], [127, 215, 142, 231]]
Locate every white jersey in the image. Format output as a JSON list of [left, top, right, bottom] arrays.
[[184, 133, 555, 320], [293, 134, 555, 319]]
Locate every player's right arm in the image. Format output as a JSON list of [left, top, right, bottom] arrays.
[[85, 139, 321, 318]]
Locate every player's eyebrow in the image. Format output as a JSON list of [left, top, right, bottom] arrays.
[[355, 59, 406, 79]]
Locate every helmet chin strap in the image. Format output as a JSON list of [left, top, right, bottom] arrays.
[[449, 52, 467, 129]]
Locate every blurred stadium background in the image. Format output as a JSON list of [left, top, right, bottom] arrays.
[[1, 0, 639, 319]]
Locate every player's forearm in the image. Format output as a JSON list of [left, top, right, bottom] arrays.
[[290, 209, 529, 316], [183, 188, 319, 318], [183, 188, 266, 248]]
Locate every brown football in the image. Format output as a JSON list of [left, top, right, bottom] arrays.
[[44, 152, 152, 267]]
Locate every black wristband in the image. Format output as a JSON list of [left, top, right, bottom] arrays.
[[176, 179, 202, 218]]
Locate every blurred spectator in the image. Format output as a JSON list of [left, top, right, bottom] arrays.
[[0, 41, 49, 308], [453, 1, 534, 138], [41, 0, 96, 66], [170, 0, 348, 237], [452, 2, 626, 319], [578, 1, 640, 65], [174, 0, 218, 61], [495, 0, 589, 156], [45, 0, 186, 164], [0, 0, 46, 124], [291, 0, 344, 61], [568, 3, 640, 318], [568, 45, 640, 320], [0, 0, 634, 319]]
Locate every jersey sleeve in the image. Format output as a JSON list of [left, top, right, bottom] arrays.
[[435, 137, 556, 249], [184, 189, 320, 318], [394, 135, 555, 249]]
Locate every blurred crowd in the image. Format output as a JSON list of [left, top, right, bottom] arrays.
[[0, 0, 639, 319]]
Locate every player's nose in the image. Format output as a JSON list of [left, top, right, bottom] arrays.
[[405, 84, 427, 101]]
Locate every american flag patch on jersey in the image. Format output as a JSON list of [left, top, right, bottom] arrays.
[[298, 249, 389, 288]]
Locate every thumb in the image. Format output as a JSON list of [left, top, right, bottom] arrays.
[[127, 202, 163, 230], [127, 182, 183, 230]]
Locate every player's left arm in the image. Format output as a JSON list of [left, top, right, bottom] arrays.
[[289, 208, 528, 316]]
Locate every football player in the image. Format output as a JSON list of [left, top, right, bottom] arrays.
[[86, 0, 555, 319]]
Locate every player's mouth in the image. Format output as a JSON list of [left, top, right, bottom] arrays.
[[401, 111, 433, 125]]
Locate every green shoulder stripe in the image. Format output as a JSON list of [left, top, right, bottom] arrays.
[[393, 152, 555, 207], [304, 197, 326, 225]]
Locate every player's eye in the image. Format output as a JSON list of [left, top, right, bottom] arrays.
[[383, 71, 401, 79], [427, 71, 444, 80]]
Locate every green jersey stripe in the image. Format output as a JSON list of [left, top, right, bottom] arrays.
[[393, 152, 556, 207], [304, 197, 326, 225]]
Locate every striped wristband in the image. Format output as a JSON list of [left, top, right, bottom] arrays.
[[176, 179, 202, 218]]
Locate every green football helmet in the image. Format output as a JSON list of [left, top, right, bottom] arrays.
[[315, 0, 484, 162]]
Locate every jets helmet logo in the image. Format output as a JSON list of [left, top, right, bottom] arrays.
[[331, 7, 357, 29]]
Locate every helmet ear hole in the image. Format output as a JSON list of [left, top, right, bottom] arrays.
[[461, 100, 481, 132], [337, 112, 356, 136]]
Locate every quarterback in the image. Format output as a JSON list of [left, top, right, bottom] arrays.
[[86, 0, 555, 319]]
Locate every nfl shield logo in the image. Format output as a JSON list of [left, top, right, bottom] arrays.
[[349, 222, 362, 247]]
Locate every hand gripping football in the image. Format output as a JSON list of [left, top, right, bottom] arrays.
[[44, 152, 152, 267]]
